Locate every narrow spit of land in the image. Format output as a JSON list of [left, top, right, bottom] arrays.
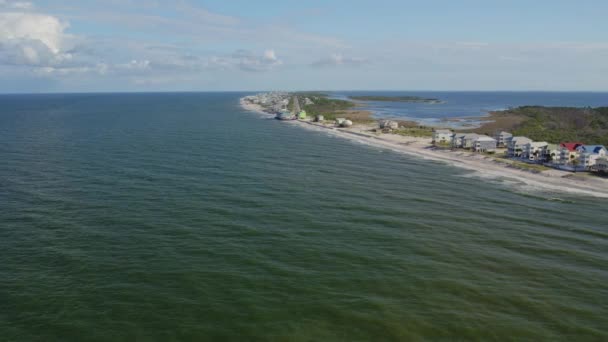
[[240, 93, 608, 198], [348, 95, 443, 104]]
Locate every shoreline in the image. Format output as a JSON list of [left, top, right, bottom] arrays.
[[240, 98, 608, 198]]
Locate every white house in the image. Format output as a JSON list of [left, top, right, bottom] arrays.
[[507, 136, 532, 157], [432, 129, 454, 146], [461, 133, 479, 149], [559, 142, 584, 165], [576, 145, 607, 169], [472, 135, 498, 152], [596, 157, 608, 172], [452, 133, 468, 148], [544, 144, 561, 164], [522, 141, 549, 161], [495, 131, 513, 147]]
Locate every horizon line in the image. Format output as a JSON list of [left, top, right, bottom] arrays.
[[2, 89, 608, 96]]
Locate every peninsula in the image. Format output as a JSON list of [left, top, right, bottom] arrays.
[[349, 95, 443, 104], [240, 92, 608, 198]]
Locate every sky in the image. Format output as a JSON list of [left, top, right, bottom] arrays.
[[1, 0, 607, 92]]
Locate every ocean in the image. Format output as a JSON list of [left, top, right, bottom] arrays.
[[1, 92, 607, 340]]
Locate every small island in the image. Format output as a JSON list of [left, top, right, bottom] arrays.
[[348, 95, 443, 104]]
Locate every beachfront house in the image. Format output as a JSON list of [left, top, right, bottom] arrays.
[[576, 145, 607, 169], [507, 136, 532, 157], [522, 141, 549, 161], [452, 133, 466, 148], [379, 120, 399, 130], [559, 142, 584, 165], [495, 131, 513, 147], [596, 157, 608, 173], [432, 129, 454, 146], [462, 133, 480, 149], [544, 144, 560, 164], [472, 135, 497, 152]]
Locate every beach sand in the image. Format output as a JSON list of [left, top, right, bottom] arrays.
[[240, 98, 608, 198]]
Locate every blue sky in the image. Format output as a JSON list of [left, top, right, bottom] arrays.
[[1, 0, 607, 92]]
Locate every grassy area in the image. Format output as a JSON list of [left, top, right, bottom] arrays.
[[288, 93, 354, 114], [474, 106, 608, 145], [392, 127, 434, 138], [289, 93, 374, 123], [491, 155, 552, 172], [509, 160, 552, 172]]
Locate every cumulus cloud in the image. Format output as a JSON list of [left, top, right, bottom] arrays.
[[232, 49, 282, 72], [311, 53, 369, 68], [0, 11, 74, 68], [0, 0, 33, 10]]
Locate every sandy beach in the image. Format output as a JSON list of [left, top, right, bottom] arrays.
[[240, 98, 608, 198]]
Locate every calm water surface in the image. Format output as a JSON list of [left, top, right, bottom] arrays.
[[1, 93, 607, 340], [332, 91, 608, 127]]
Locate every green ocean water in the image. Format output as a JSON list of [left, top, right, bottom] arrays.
[[1, 93, 607, 341]]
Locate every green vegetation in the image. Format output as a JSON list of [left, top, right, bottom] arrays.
[[492, 155, 552, 172], [349, 95, 442, 103], [289, 93, 354, 116], [393, 127, 434, 138], [491, 106, 608, 145], [288, 93, 375, 123], [435, 141, 452, 148]]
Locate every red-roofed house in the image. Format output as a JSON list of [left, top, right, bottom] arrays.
[[559, 142, 584, 165]]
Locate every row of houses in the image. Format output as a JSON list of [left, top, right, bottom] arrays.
[[432, 129, 608, 172], [433, 130, 501, 153]]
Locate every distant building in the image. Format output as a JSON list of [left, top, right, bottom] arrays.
[[544, 144, 560, 164], [596, 157, 608, 173], [495, 131, 513, 147], [461, 133, 479, 149], [472, 135, 497, 152], [379, 120, 399, 130], [432, 129, 453, 146], [522, 141, 549, 161], [507, 136, 532, 157], [577, 145, 607, 169], [559, 142, 584, 165], [452, 133, 467, 148]]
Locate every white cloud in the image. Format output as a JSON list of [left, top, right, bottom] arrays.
[[0, 11, 74, 68], [0, 12, 67, 53], [117, 59, 151, 71], [311, 53, 369, 67], [232, 49, 282, 72], [0, 0, 33, 10]]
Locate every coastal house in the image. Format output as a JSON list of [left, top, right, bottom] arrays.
[[472, 135, 497, 152], [495, 131, 513, 147], [462, 133, 480, 149], [451, 133, 480, 149], [522, 141, 549, 161], [544, 144, 560, 164], [559, 142, 584, 165], [507, 136, 532, 157], [596, 157, 608, 173], [452, 133, 467, 148], [576, 145, 607, 169], [379, 120, 399, 130], [432, 129, 454, 146]]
